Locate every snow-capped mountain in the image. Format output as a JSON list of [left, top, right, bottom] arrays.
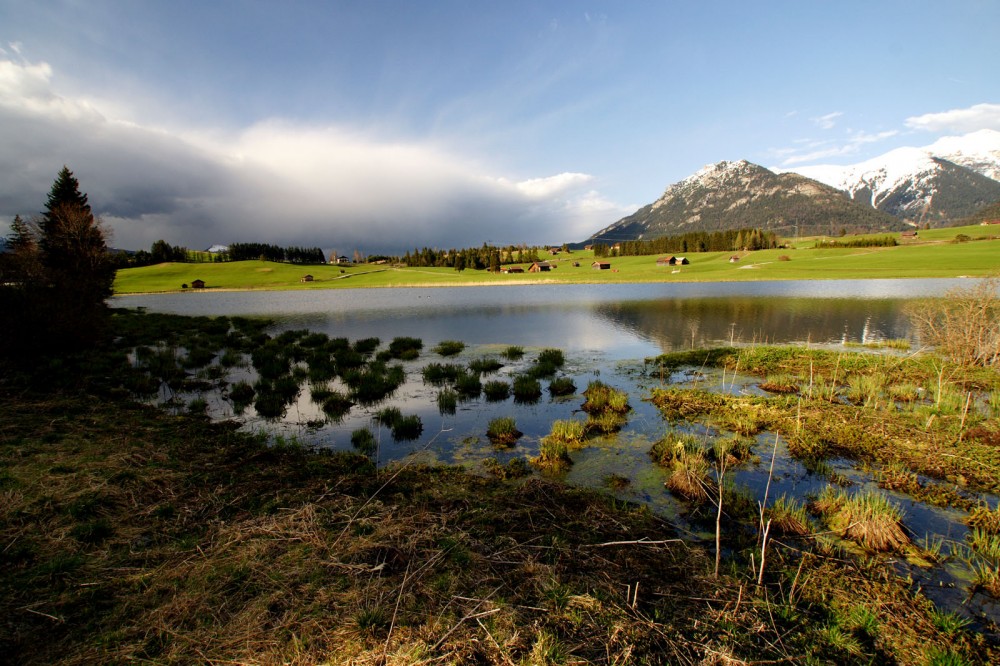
[[784, 129, 1000, 224], [586, 160, 901, 244]]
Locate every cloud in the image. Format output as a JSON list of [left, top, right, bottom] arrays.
[[812, 111, 843, 130], [775, 129, 898, 166], [905, 103, 1000, 133], [0, 56, 620, 252]]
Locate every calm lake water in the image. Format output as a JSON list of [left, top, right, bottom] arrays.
[[114, 278, 974, 356], [113, 278, 998, 623]]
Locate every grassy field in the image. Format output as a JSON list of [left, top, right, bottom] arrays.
[[113, 224, 1000, 294]]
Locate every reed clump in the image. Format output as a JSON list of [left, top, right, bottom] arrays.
[[433, 340, 465, 356], [486, 416, 522, 447], [813, 487, 910, 552]]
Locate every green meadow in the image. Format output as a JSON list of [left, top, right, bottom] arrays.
[[114, 224, 1000, 294]]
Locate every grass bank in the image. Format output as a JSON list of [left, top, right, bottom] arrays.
[[113, 225, 1000, 294], [2, 312, 998, 663]]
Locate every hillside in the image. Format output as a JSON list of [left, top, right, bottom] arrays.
[[585, 160, 903, 245]]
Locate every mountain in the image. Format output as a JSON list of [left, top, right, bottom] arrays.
[[786, 129, 1000, 225], [586, 160, 903, 245]]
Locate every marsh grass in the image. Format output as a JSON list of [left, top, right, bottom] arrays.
[[547, 376, 576, 397], [375, 406, 423, 441], [482, 457, 531, 479], [453, 371, 482, 399], [814, 487, 910, 552], [760, 374, 800, 394], [664, 445, 711, 502], [468, 357, 503, 375], [483, 380, 511, 402], [437, 388, 458, 414], [350, 428, 377, 456], [422, 362, 464, 385], [342, 362, 406, 404], [320, 391, 353, 420], [486, 416, 522, 447], [512, 375, 542, 403], [387, 336, 423, 360], [433, 340, 465, 356], [531, 438, 572, 471], [543, 419, 587, 448], [500, 345, 524, 360], [581, 380, 629, 415], [967, 505, 1000, 534], [766, 494, 810, 536]]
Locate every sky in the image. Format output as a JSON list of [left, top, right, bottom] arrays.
[[1, 0, 999, 254]]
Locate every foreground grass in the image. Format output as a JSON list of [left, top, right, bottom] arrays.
[[114, 225, 1000, 294]]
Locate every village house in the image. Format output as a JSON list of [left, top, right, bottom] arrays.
[[592, 261, 611, 270], [300, 274, 314, 282], [901, 230, 919, 240], [528, 261, 553, 272], [501, 266, 525, 274], [190, 279, 205, 289]]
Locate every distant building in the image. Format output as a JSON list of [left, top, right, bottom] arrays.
[[528, 261, 553, 272], [300, 274, 314, 282], [191, 279, 206, 289], [501, 266, 524, 274], [591, 261, 611, 270]]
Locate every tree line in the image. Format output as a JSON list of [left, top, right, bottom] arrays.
[[401, 244, 547, 271], [227, 243, 325, 264], [592, 228, 780, 257], [1, 167, 115, 356]]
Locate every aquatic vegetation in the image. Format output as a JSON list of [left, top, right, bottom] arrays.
[[759, 374, 799, 394], [483, 457, 531, 479], [486, 416, 522, 447], [501, 345, 524, 360], [536, 348, 565, 367], [350, 428, 377, 456], [581, 380, 629, 414], [483, 380, 511, 402], [664, 445, 711, 502], [543, 419, 587, 448], [433, 340, 465, 356], [766, 494, 810, 536], [422, 362, 464, 385], [512, 375, 542, 403], [531, 437, 572, 471], [586, 411, 628, 434], [353, 337, 381, 355], [453, 371, 482, 399], [468, 357, 503, 375], [342, 362, 406, 404], [387, 336, 423, 360], [814, 487, 910, 552], [320, 391, 353, 420], [228, 380, 255, 406], [967, 505, 1000, 534], [374, 406, 423, 440], [547, 376, 576, 397], [437, 388, 457, 414]]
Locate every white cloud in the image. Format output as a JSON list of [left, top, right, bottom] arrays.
[[514, 172, 592, 198], [776, 129, 898, 166], [0, 55, 620, 252], [812, 111, 843, 130], [905, 103, 1000, 133]]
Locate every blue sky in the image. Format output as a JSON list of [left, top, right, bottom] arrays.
[[1, 0, 998, 252]]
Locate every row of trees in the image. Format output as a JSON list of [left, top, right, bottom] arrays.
[[227, 243, 326, 264], [593, 228, 780, 257], [402, 244, 546, 270], [1, 167, 115, 356]]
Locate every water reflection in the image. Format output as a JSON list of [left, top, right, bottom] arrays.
[[114, 278, 972, 359]]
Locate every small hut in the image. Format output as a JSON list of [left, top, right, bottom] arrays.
[[300, 274, 314, 282], [591, 261, 611, 270], [191, 279, 206, 289]]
